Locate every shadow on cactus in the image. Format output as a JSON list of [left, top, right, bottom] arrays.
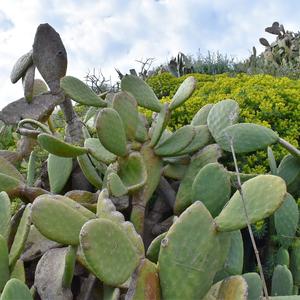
[[0, 23, 300, 299]]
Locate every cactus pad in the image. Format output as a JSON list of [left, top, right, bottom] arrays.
[[215, 175, 286, 232], [85, 138, 116, 164], [121, 74, 162, 112], [272, 265, 293, 296], [0, 192, 11, 240], [80, 218, 142, 286], [0, 278, 33, 300], [61, 76, 106, 107], [10, 50, 33, 84], [191, 103, 214, 126]]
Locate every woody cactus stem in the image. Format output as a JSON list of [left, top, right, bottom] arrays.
[[229, 137, 269, 299], [59, 98, 84, 145]]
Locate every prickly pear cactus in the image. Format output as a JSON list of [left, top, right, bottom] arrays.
[[0, 22, 300, 300]]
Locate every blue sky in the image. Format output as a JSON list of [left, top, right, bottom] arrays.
[[1, 0, 300, 108]]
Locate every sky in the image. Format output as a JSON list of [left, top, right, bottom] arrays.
[[1, 0, 300, 109]]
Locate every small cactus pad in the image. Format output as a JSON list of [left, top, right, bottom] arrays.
[[107, 172, 128, 197], [274, 193, 298, 248], [277, 154, 300, 188], [0, 173, 23, 195], [0, 192, 11, 240], [118, 152, 147, 192], [48, 154, 73, 193], [158, 201, 223, 300], [207, 99, 240, 140], [10, 50, 33, 84], [0, 156, 24, 182], [146, 232, 167, 263], [62, 245, 77, 288], [32, 195, 95, 245], [38, 133, 88, 157], [272, 265, 293, 296], [192, 162, 231, 217], [77, 154, 103, 189], [32, 79, 48, 96], [154, 125, 195, 157], [135, 114, 149, 143], [276, 247, 290, 266], [22, 64, 35, 102], [169, 76, 196, 111], [242, 272, 263, 300], [174, 144, 222, 214], [191, 103, 214, 126], [126, 258, 161, 300], [112, 91, 138, 140], [10, 259, 25, 282], [0, 235, 9, 291], [0, 278, 33, 300], [176, 125, 212, 155], [96, 108, 128, 157], [121, 74, 162, 112], [290, 239, 300, 286], [80, 218, 142, 286], [268, 146, 277, 175], [61, 76, 106, 107], [85, 138, 116, 164], [9, 204, 31, 269], [216, 123, 279, 153], [215, 175, 286, 232], [150, 103, 170, 147], [163, 163, 188, 180]]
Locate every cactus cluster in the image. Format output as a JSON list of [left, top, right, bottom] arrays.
[[0, 23, 300, 299]]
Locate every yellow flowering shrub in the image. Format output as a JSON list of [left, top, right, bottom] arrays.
[[147, 73, 300, 173]]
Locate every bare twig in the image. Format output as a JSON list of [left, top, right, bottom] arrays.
[[229, 136, 269, 299]]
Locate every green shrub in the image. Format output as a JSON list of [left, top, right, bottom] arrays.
[[147, 73, 300, 173]]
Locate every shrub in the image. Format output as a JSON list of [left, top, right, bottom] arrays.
[[148, 72, 300, 173]]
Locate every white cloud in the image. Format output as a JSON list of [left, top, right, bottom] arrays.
[[1, 0, 300, 109]]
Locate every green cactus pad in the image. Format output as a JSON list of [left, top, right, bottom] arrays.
[[242, 272, 263, 300], [174, 144, 222, 214], [38, 133, 88, 157], [135, 114, 149, 143], [192, 162, 231, 217], [274, 193, 298, 248], [27, 151, 36, 187], [154, 125, 195, 157], [0, 192, 11, 240], [290, 239, 300, 286], [77, 154, 102, 189], [61, 76, 107, 107], [121, 74, 162, 112], [162, 163, 188, 180], [215, 175, 286, 232], [146, 232, 167, 263], [272, 265, 293, 296], [207, 99, 240, 140], [215, 230, 244, 281], [0, 278, 33, 300], [107, 172, 128, 197], [0, 173, 23, 194], [126, 258, 161, 300], [268, 146, 278, 175], [48, 154, 73, 193], [175, 125, 212, 155], [32, 195, 95, 245], [96, 108, 128, 157], [158, 201, 223, 300], [80, 218, 142, 286], [9, 204, 31, 269], [276, 247, 290, 266], [0, 235, 9, 292], [277, 154, 300, 194], [10, 50, 33, 84], [191, 103, 214, 126], [85, 138, 116, 164], [216, 123, 279, 153], [118, 152, 147, 192], [0, 156, 24, 182], [10, 259, 25, 282], [169, 76, 196, 111], [62, 245, 77, 288], [150, 103, 170, 147], [112, 91, 138, 140]]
